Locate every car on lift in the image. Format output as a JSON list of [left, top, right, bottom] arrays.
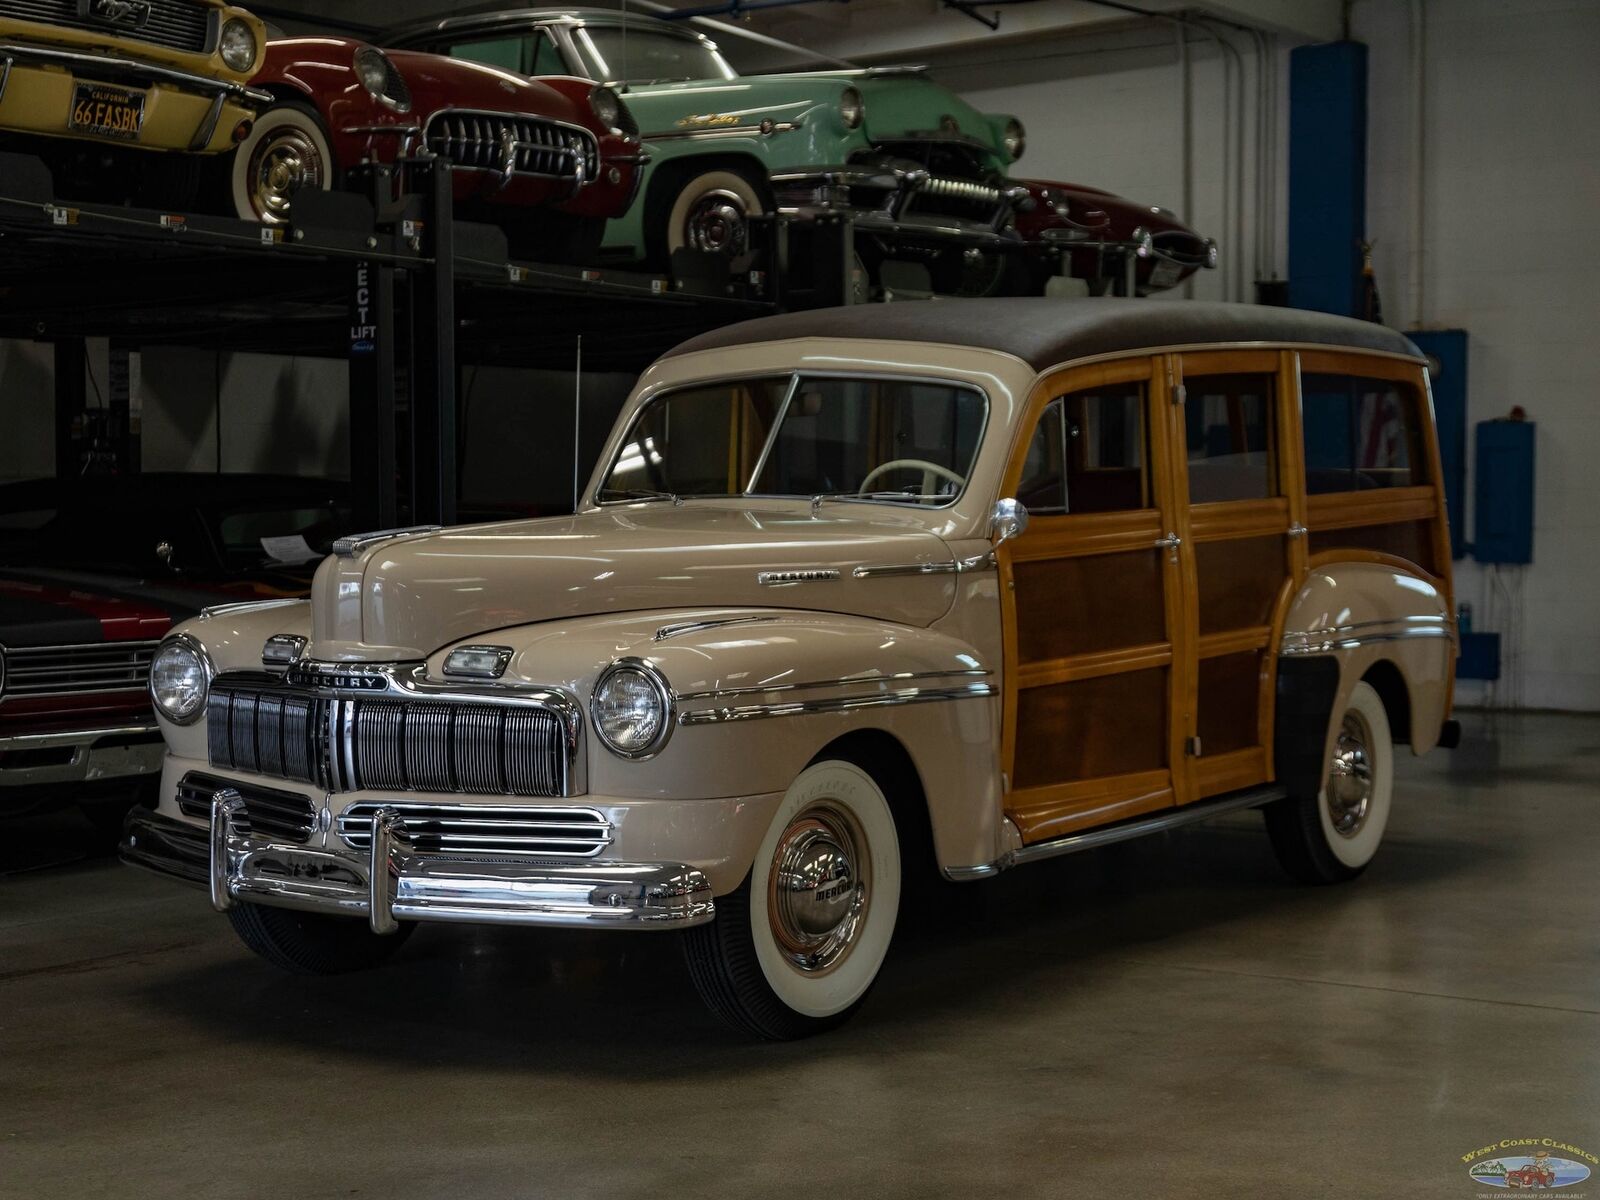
[[123, 298, 1457, 1039], [0, 0, 271, 205], [231, 33, 645, 260], [1012, 179, 1218, 296], [0, 473, 348, 840], [383, 8, 1027, 280]]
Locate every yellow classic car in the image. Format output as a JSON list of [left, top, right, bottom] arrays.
[[0, 0, 270, 171]]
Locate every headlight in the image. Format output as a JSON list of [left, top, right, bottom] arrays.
[[150, 636, 211, 726], [839, 86, 864, 130], [219, 18, 258, 74], [590, 85, 622, 131], [591, 659, 673, 758], [1003, 117, 1026, 161], [353, 46, 410, 111]]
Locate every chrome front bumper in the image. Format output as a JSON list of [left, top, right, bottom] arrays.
[[0, 723, 163, 788], [120, 794, 716, 933], [771, 164, 1027, 248], [0, 42, 272, 105]]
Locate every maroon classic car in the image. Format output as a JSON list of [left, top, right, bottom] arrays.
[[230, 36, 644, 260], [1013, 179, 1217, 295]]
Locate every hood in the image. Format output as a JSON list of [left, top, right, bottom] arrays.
[[0, 569, 190, 648], [310, 505, 959, 660]]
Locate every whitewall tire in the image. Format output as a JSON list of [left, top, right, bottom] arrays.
[[663, 168, 765, 259], [1266, 680, 1394, 883], [683, 758, 901, 1039], [231, 101, 335, 225]]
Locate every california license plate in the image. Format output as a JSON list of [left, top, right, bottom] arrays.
[[69, 82, 147, 141]]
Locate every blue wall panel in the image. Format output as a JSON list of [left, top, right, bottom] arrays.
[[1288, 41, 1368, 317], [1410, 330, 1469, 559], [1474, 420, 1535, 564]]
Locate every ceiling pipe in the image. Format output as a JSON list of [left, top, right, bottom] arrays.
[[1408, 0, 1426, 328], [1179, 24, 1194, 299]]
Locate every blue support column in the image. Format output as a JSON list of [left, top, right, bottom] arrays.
[[1288, 41, 1368, 316]]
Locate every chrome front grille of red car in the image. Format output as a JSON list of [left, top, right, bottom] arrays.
[[424, 111, 599, 184], [0, 640, 159, 697], [336, 800, 612, 859], [0, 0, 212, 54]]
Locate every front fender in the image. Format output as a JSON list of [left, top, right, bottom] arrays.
[[439, 606, 1004, 875]]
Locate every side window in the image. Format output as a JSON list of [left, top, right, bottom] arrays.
[[1185, 373, 1275, 503], [530, 31, 566, 76], [1302, 373, 1429, 493], [447, 37, 527, 72], [1017, 400, 1066, 515], [1063, 381, 1148, 512]]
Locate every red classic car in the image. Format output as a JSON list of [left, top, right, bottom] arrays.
[[231, 36, 644, 260], [1506, 1163, 1557, 1189], [1012, 179, 1217, 295]]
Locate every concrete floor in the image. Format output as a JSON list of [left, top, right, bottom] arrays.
[[2, 710, 1597, 1198]]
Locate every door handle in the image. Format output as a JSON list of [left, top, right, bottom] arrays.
[[1287, 523, 1308, 539], [1154, 532, 1182, 550]]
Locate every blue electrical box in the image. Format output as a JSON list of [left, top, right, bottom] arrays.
[[1457, 632, 1502, 681], [1287, 42, 1368, 316], [1409, 330, 1468, 559], [1473, 420, 1535, 564]]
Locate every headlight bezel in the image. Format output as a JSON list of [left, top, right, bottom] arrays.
[[149, 633, 213, 726], [218, 18, 258, 74], [590, 658, 674, 760], [1003, 117, 1026, 161], [839, 85, 865, 130], [590, 84, 622, 132], [353, 46, 411, 113]]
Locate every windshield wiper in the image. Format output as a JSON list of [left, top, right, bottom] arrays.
[[600, 487, 683, 505], [809, 490, 948, 513]]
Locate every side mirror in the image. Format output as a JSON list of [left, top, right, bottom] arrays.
[[990, 498, 1029, 547]]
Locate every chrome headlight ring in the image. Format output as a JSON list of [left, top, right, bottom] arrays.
[[354, 46, 411, 113], [1003, 117, 1026, 161], [590, 658, 675, 760], [839, 85, 865, 130], [219, 17, 258, 74], [149, 632, 214, 726]]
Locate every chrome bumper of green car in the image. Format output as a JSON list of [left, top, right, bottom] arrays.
[[771, 164, 1030, 247]]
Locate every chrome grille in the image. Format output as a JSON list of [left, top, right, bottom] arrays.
[[206, 676, 572, 799], [176, 771, 317, 844], [338, 801, 610, 858], [424, 111, 599, 182], [0, 0, 212, 54], [1, 640, 158, 697]]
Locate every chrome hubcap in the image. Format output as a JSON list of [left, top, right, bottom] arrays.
[[1326, 710, 1374, 838], [249, 129, 325, 225], [767, 803, 869, 974], [684, 188, 749, 256]]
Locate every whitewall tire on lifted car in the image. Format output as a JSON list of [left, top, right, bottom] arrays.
[[683, 758, 902, 1039], [1266, 680, 1394, 883], [231, 101, 335, 225]]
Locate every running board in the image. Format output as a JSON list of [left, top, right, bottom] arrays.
[[945, 785, 1287, 880]]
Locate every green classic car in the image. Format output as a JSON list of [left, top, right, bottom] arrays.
[[385, 9, 1027, 271]]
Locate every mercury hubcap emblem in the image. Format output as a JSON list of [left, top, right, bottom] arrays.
[[685, 189, 749, 256], [768, 803, 869, 974], [1326, 710, 1374, 838]]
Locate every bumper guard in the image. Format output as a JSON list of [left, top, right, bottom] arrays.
[[772, 164, 1029, 248], [121, 791, 716, 933]]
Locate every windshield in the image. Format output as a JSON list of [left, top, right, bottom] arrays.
[[569, 26, 736, 84], [597, 375, 987, 508]]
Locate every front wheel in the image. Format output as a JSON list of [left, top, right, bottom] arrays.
[[1265, 679, 1394, 884], [227, 903, 413, 975], [229, 101, 335, 225], [683, 759, 901, 1039], [653, 167, 767, 267]]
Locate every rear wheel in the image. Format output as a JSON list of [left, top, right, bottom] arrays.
[[683, 759, 901, 1039], [1265, 680, 1394, 884], [229, 101, 334, 225], [227, 903, 413, 975]]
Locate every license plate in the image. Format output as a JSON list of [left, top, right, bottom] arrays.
[[69, 82, 147, 142]]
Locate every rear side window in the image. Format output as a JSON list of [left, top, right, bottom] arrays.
[[1184, 373, 1276, 502], [1301, 374, 1429, 493]]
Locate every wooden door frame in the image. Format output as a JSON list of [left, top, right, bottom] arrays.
[[997, 353, 1191, 840]]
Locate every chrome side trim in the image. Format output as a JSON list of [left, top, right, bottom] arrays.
[[941, 785, 1286, 881], [676, 668, 991, 703], [757, 569, 841, 586], [332, 525, 441, 558], [1280, 616, 1453, 657], [642, 120, 802, 142], [850, 561, 958, 579], [201, 597, 305, 620], [653, 615, 786, 642], [679, 682, 996, 726]]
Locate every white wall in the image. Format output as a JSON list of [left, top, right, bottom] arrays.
[[1356, 0, 1600, 710]]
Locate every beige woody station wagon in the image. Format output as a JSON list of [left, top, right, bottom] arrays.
[[123, 298, 1459, 1039]]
